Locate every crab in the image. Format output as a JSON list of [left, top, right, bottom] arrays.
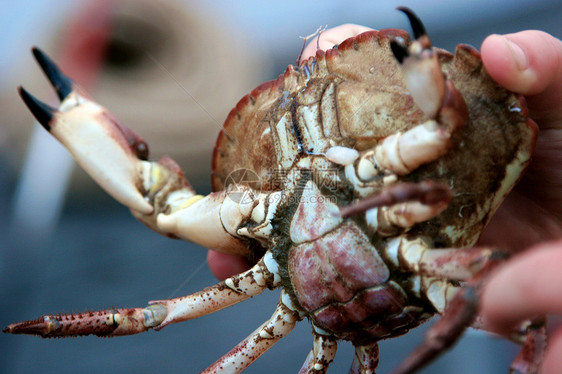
[[4, 7, 543, 374]]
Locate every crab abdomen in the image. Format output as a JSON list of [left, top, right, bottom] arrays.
[[211, 29, 423, 192], [289, 220, 431, 343]]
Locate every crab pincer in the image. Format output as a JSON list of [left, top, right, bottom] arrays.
[[365, 7, 469, 177], [390, 7, 447, 119], [19, 47, 153, 215], [391, 6, 468, 128]]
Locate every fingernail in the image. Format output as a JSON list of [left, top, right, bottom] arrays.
[[502, 36, 528, 71]]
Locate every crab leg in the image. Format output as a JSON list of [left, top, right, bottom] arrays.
[[384, 237, 507, 312], [385, 237, 508, 281], [509, 318, 547, 374], [349, 342, 379, 374], [19, 47, 264, 256], [203, 290, 301, 374], [4, 254, 279, 337], [341, 182, 451, 236], [387, 235, 526, 373], [390, 287, 478, 374], [298, 332, 338, 374], [392, 276, 544, 374], [152, 252, 281, 329]]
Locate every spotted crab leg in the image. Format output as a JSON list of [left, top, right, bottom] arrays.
[[298, 332, 338, 374], [18, 47, 270, 256], [3, 253, 279, 337], [203, 290, 301, 374], [349, 343, 379, 374], [352, 7, 468, 180], [385, 236, 545, 373], [390, 287, 478, 374]]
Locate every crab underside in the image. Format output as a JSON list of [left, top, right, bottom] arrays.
[[4, 7, 543, 374]]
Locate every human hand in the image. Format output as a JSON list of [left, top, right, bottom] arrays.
[[477, 30, 562, 374], [481, 239, 562, 374], [206, 250, 250, 281], [478, 31, 562, 251]]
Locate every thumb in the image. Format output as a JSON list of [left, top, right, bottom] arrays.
[[481, 31, 562, 121]]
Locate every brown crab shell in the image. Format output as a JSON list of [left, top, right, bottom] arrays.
[[211, 29, 418, 192], [211, 28, 537, 251]]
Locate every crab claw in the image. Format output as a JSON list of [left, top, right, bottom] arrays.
[[18, 87, 56, 130], [390, 7, 447, 120], [396, 6, 427, 40], [20, 47, 153, 215], [31, 47, 73, 102]]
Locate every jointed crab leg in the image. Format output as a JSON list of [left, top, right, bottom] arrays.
[[343, 181, 451, 233], [4, 254, 278, 337], [385, 237, 508, 281], [385, 236, 517, 373], [383, 237, 508, 313], [390, 287, 478, 374], [341, 182, 452, 237], [298, 333, 338, 374], [509, 318, 547, 373], [340, 182, 450, 219], [349, 342, 379, 374], [152, 252, 281, 330], [203, 290, 301, 374]]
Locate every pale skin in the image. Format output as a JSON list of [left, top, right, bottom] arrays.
[[207, 25, 562, 373]]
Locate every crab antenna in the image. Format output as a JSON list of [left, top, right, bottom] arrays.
[[397, 6, 427, 39], [31, 47, 73, 101], [18, 86, 56, 130]]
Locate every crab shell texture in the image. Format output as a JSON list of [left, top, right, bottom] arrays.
[[212, 29, 536, 342]]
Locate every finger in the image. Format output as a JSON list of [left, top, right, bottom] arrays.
[[302, 24, 373, 60], [481, 31, 562, 121], [206, 250, 250, 281], [542, 328, 562, 374], [480, 239, 562, 334]]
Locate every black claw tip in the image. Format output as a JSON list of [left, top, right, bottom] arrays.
[[390, 40, 408, 64], [31, 47, 73, 101], [397, 6, 427, 39], [18, 86, 56, 131]]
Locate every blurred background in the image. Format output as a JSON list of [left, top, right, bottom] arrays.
[[1, 0, 560, 373]]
